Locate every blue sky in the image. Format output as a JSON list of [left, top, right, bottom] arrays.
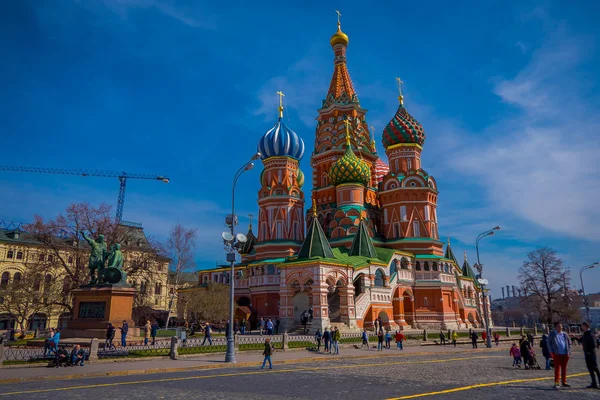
[[1, 0, 599, 298]]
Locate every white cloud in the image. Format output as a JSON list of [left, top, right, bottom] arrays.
[[445, 25, 600, 241]]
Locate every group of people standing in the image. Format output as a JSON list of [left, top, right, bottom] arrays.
[[510, 322, 600, 390], [312, 327, 341, 354]]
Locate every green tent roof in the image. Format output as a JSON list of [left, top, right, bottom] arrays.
[[348, 220, 378, 259], [297, 217, 334, 259]]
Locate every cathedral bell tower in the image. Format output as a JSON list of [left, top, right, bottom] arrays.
[[378, 80, 442, 255], [254, 92, 306, 259]]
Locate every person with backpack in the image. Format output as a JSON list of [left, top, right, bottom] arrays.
[[314, 329, 322, 352], [323, 327, 331, 353], [260, 337, 274, 370]]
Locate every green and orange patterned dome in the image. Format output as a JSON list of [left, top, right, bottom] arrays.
[[382, 98, 426, 148], [329, 137, 371, 187]]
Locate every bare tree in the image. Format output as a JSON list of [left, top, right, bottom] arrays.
[[24, 202, 166, 314], [181, 283, 231, 326], [518, 247, 570, 325], [164, 224, 197, 327], [0, 271, 61, 333]]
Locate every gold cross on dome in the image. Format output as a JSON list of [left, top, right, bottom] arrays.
[[276, 91, 285, 118], [396, 77, 404, 105], [335, 10, 341, 25], [248, 213, 254, 228], [312, 199, 317, 217], [343, 118, 352, 146]]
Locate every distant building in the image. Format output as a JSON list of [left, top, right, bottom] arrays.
[[579, 307, 600, 327]]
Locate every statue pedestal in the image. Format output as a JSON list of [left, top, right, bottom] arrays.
[[62, 285, 139, 339]]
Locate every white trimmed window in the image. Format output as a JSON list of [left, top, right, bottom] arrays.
[[400, 206, 407, 221], [413, 221, 420, 237]]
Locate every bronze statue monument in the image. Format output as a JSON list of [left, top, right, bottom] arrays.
[[81, 231, 108, 284], [80, 232, 128, 286]]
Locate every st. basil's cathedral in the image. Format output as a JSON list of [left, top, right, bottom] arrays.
[[199, 18, 488, 332]]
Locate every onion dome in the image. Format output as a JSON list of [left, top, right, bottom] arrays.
[[330, 21, 349, 47], [382, 103, 426, 148], [296, 168, 305, 188], [374, 158, 389, 183], [258, 93, 305, 160], [329, 126, 371, 186]]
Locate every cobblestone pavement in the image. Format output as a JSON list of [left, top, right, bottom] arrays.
[[0, 348, 597, 399]]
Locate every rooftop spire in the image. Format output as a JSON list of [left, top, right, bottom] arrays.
[[248, 213, 254, 230], [344, 118, 352, 147], [311, 199, 317, 217], [349, 217, 378, 259], [298, 206, 334, 259], [396, 77, 404, 105], [277, 91, 285, 119]]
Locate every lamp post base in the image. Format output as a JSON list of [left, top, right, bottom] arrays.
[[225, 339, 236, 363]]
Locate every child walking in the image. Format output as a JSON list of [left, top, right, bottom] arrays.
[[261, 338, 274, 370], [510, 343, 522, 368]]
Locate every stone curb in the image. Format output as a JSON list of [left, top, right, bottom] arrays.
[[0, 348, 488, 385]]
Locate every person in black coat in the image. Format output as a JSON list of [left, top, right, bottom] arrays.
[[540, 334, 551, 370], [576, 321, 600, 389], [520, 338, 532, 369]]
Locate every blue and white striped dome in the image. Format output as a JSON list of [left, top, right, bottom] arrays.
[[258, 118, 305, 161]]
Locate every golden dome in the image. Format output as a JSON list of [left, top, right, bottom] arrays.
[[330, 22, 349, 47]]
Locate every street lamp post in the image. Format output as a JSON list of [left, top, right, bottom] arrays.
[[474, 225, 500, 349], [579, 262, 599, 323], [223, 152, 261, 363]]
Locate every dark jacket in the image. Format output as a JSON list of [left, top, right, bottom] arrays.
[[540, 336, 550, 358], [581, 331, 598, 354], [323, 331, 331, 341], [520, 340, 531, 359], [263, 342, 273, 356]]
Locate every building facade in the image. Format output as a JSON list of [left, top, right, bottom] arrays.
[[198, 19, 489, 333], [0, 224, 170, 331]]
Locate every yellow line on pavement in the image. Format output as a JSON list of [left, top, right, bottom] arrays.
[[386, 372, 590, 399], [0, 355, 501, 397]]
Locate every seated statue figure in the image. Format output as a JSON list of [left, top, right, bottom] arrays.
[[104, 243, 128, 285]]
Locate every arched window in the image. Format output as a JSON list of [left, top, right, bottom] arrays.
[[424, 262, 430, 271], [0, 272, 9, 288], [374, 269, 385, 287], [267, 265, 275, 275], [13, 272, 21, 283], [400, 257, 409, 270], [432, 262, 438, 271], [155, 283, 162, 296], [424, 297, 428, 306], [33, 275, 41, 292], [444, 264, 449, 273], [390, 260, 399, 277], [415, 261, 421, 271], [44, 274, 52, 293]]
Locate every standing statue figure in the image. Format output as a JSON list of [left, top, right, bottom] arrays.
[[80, 231, 108, 284], [105, 243, 128, 285]]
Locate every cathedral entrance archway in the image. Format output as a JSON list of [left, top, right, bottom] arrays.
[[377, 310, 390, 329], [353, 273, 364, 297], [327, 278, 343, 322], [292, 292, 310, 322], [403, 290, 415, 327]]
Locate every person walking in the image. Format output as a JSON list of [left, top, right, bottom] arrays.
[[44, 328, 55, 355], [510, 343, 522, 368], [259, 317, 265, 336], [373, 319, 378, 335], [452, 331, 459, 347], [314, 329, 322, 352], [266, 319, 274, 335], [548, 322, 571, 389], [377, 330, 384, 351], [361, 329, 370, 350], [323, 327, 331, 353], [439, 330, 446, 346], [144, 320, 151, 346], [202, 323, 213, 346], [520, 336, 533, 369], [494, 332, 501, 346], [119, 320, 128, 347], [151, 320, 158, 345], [105, 323, 115, 350], [481, 330, 487, 345], [240, 319, 246, 335], [308, 307, 313, 322], [471, 331, 478, 349], [385, 330, 392, 349], [332, 327, 341, 355], [527, 332, 535, 347], [260, 338, 274, 370], [395, 330, 405, 350], [576, 321, 600, 389], [540, 334, 551, 370], [301, 312, 309, 334]]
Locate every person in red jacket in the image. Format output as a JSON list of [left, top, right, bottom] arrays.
[[482, 330, 488, 344], [395, 331, 405, 350]]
